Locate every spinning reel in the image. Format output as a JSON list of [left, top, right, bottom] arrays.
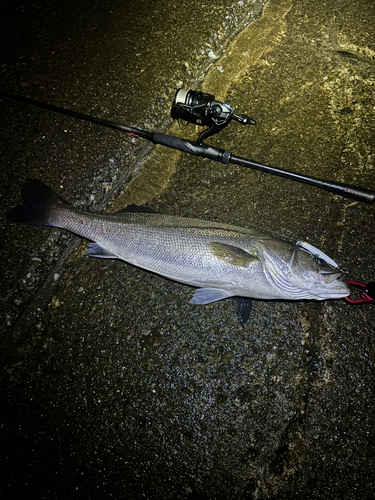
[[171, 89, 256, 145]]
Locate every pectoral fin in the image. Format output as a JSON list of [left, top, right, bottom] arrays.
[[209, 242, 258, 268], [190, 287, 234, 305], [86, 242, 120, 259]]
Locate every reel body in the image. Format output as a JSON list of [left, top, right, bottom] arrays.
[[171, 89, 256, 145]]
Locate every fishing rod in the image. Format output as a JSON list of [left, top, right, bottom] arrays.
[[1, 88, 374, 204]]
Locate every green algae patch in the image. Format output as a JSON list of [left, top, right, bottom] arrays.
[[202, 0, 294, 99]]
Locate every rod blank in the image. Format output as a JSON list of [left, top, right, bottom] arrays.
[[229, 154, 375, 204], [1, 89, 374, 204]]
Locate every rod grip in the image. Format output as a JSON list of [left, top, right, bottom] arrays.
[[153, 133, 231, 163], [322, 181, 375, 204]]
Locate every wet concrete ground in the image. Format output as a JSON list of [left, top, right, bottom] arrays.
[[1, 0, 375, 498]]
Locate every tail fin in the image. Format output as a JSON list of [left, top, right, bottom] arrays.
[[6, 179, 70, 226]]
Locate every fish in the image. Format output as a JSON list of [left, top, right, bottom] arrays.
[[7, 179, 351, 320]]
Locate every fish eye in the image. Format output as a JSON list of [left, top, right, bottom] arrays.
[[314, 256, 326, 266]]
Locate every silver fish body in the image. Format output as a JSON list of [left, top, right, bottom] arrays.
[[7, 180, 351, 305]]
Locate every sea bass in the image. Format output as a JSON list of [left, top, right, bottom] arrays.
[[7, 180, 350, 317]]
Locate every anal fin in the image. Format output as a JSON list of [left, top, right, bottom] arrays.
[[86, 242, 119, 259]]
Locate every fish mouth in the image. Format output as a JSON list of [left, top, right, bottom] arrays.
[[319, 270, 351, 298], [320, 270, 346, 284]]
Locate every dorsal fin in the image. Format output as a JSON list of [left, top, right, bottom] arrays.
[[115, 204, 156, 214]]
